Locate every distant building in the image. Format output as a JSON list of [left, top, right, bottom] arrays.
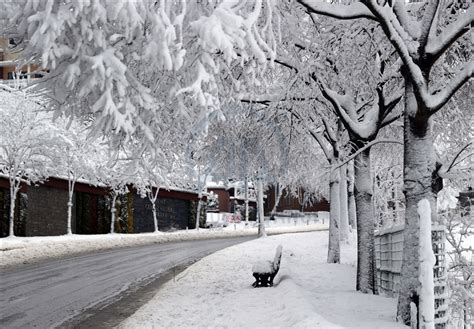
[[0, 37, 43, 88], [206, 181, 329, 218], [458, 187, 474, 216], [264, 185, 329, 214], [206, 181, 257, 220], [0, 176, 203, 237]]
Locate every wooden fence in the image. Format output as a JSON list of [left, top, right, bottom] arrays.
[[374, 225, 448, 328]]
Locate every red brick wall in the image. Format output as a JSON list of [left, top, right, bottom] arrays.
[[208, 188, 231, 213]]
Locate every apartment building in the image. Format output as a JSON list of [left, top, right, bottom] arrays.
[[0, 37, 42, 88]]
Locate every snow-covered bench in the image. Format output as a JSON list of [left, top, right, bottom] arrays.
[[252, 245, 283, 287]]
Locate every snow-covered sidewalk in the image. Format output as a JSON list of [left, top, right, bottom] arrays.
[[119, 231, 407, 328], [0, 222, 328, 268]]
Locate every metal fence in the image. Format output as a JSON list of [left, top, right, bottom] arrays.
[[374, 225, 447, 328]]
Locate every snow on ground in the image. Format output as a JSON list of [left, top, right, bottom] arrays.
[[0, 220, 328, 268], [119, 231, 407, 329]]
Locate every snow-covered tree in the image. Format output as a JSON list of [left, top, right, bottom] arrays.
[[298, 0, 473, 321], [135, 153, 168, 233], [203, 103, 295, 237], [56, 120, 104, 235], [0, 87, 57, 237], [96, 154, 131, 234], [3, 0, 279, 152]]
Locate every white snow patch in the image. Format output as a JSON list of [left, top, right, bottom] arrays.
[[119, 231, 406, 329], [0, 223, 328, 268], [418, 199, 436, 329], [437, 186, 459, 211]]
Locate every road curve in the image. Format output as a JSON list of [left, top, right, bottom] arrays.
[[0, 236, 253, 328]]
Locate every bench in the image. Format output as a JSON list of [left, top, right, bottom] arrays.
[[252, 245, 283, 287]]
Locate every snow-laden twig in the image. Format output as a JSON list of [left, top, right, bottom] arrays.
[[298, 0, 376, 21]]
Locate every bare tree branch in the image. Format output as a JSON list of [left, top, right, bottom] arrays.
[[442, 142, 473, 175]]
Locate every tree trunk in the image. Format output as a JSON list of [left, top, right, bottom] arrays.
[[271, 183, 283, 216], [354, 148, 376, 293], [67, 179, 75, 235], [195, 196, 202, 230], [152, 202, 159, 232], [257, 178, 266, 237], [110, 194, 117, 234], [67, 190, 74, 235], [339, 164, 349, 241], [397, 80, 437, 325], [244, 177, 249, 224], [327, 166, 340, 263], [348, 161, 357, 229], [9, 182, 17, 237]]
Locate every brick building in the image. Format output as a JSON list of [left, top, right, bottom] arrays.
[[0, 37, 43, 88], [0, 176, 203, 237], [264, 185, 329, 214], [206, 181, 257, 220]]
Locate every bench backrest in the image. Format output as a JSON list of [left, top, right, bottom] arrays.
[[273, 245, 283, 271]]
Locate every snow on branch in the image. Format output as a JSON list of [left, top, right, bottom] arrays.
[[392, 2, 420, 40], [426, 61, 474, 114], [308, 125, 333, 162], [418, 0, 441, 50], [425, 6, 474, 62], [297, 0, 376, 21], [316, 78, 375, 140], [379, 86, 403, 120], [364, 2, 426, 92], [320, 115, 338, 148]]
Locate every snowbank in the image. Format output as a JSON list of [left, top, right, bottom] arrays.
[[119, 231, 406, 329], [0, 223, 328, 268]]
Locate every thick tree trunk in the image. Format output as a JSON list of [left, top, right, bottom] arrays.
[[348, 161, 357, 229], [354, 148, 376, 293], [9, 182, 17, 237], [257, 178, 266, 237], [327, 166, 340, 263], [397, 81, 437, 325], [339, 164, 349, 241]]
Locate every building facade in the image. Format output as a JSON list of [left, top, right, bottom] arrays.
[[0, 176, 204, 237]]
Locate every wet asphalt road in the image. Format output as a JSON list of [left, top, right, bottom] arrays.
[[0, 236, 253, 328]]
